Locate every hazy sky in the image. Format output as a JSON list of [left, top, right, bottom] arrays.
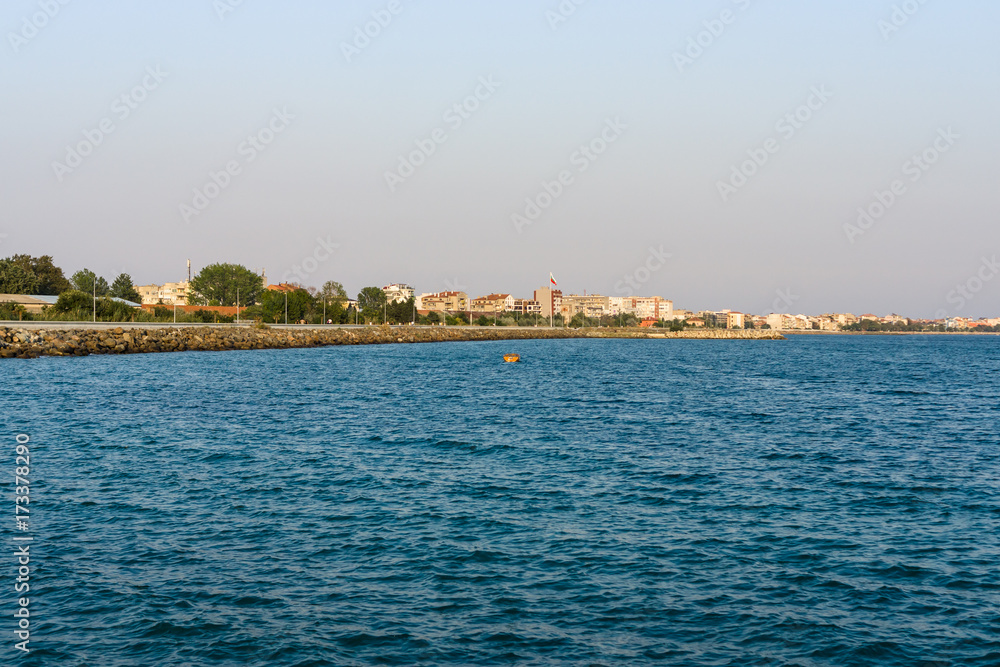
[[3, 0, 998, 317]]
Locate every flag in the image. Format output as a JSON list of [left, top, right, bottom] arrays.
[[549, 272, 557, 286]]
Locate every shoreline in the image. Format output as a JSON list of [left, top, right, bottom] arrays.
[[0, 324, 784, 359]]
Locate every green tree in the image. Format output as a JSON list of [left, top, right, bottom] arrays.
[[110, 273, 141, 303], [317, 280, 349, 323], [321, 298, 347, 324], [386, 296, 416, 324], [257, 288, 315, 323], [189, 263, 263, 306], [5, 255, 71, 294], [0, 260, 40, 294], [320, 280, 348, 302], [357, 287, 386, 323], [53, 290, 94, 316], [71, 269, 110, 296]]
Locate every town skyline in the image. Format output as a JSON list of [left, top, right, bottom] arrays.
[[130, 261, 1000, 329]]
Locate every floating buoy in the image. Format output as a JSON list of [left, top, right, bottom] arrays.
[[503, 353, 520, 363]]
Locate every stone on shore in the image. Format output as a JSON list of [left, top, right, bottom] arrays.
[[0, 325, 785, 360]]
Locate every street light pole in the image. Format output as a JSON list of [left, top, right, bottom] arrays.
[[93, 278, 96, 323], [284, 292, 288, 325]]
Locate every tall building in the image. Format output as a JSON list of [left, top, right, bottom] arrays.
[[533, 287, 562, 318]]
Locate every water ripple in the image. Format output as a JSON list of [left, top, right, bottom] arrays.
[[3, 336, 999, 665]]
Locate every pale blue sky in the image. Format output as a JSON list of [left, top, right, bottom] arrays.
[[2, 0, 998, 317]]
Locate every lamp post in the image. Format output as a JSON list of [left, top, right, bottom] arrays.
[[92, 278, 96, 323], [284, 292, 288, 325], [236, 287, 240, 325]]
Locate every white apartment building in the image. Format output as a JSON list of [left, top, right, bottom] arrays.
[[609, 296, 672, 320], [137, 281, 190, 306], [382, 284, 414, 303]]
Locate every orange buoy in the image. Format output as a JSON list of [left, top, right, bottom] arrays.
[[503, 353, 520, 363]]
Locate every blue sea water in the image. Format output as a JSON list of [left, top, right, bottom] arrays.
[[2, 335, 1000, 666]]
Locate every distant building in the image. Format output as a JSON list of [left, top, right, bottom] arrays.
[[511, 298, 541, 315], [418, 291, 468, 312], [767, 313, 812, 330], [560, 294, 610, 319], [471, 294, 514, 313], [382, 284, 414, 303], [534, 287, 562, 318], [137, 281, 190, 306], [0, 294, 58, 315], [0, 294, 139, 317], [610, 296, 671, 320]]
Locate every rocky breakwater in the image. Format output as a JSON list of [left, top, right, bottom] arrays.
[[0, 325, 784, 359], [0, 325, 587, 359]]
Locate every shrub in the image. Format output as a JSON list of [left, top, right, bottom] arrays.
[[53, 290, 93, 314], [0, 302, 30, 321]]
